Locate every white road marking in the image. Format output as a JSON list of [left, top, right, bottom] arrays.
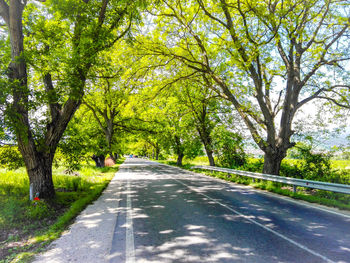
[[161, 162, 350, 219], [126, 179, 135, 263], [173, 178, 335, 263]]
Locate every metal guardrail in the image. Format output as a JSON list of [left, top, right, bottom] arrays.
[[192, 165, 350, 195]]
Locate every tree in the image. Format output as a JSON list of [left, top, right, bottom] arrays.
[[0, 0, 144, 198], [173, 76, 221, 166], [212, 125, 246, 168], [83, 47, 137, 163], [161, 96, 203, 166], [141, 0, 350, 174]]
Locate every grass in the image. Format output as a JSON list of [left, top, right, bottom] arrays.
[[160, 158, 350, 212], [0, 160, 124, 263]]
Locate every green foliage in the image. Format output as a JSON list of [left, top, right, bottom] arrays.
[[286, 143, 332, 181], [212, 126, 246, 168], [298, 146, 332, 181], [240, 158, 264, 173], [27, 200, 53, 220], [0, 163, 119, 262], [0, 145, 24, 170]]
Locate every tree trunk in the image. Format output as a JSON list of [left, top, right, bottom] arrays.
[[26, 153, 55, 198], [176, 152, 184, 166], [206, 148, 215, 166], [92, 154, 105, 167], [155, 148, 160, 160], [196, 125, 215, 166], [262, 150, 286, 175], [3, 2, 55, 198]]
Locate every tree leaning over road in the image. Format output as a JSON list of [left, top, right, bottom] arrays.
[[142, 0, 350, 175], [0, 0, 144, 198]]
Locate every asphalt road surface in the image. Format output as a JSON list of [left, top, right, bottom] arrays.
[[108, 158, 350, 263]]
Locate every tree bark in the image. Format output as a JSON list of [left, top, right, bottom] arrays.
[[197, 126, 215, 166], [206, 147, 215, 166], [26, 153, 55, 198], [176, 152, 184, 166], [155, 147, 160, 160], [92, 154, 105, 167], [1, 1, 56, 198], [262, 148, 287, 175]]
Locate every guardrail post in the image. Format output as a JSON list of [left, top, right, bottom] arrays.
[[293, 185, 297, 193]]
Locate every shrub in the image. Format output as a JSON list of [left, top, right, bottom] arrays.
[[0, 145, 24, 170], [212, 126, 246, 168], [295, 144, 332, 181]]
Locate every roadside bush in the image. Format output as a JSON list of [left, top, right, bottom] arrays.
[[280, 161, 302, 178], [0, 145, 24, 170], [212, 126, 246, 168], [294, 144, 332, 181], [240, 158, 263, 172]]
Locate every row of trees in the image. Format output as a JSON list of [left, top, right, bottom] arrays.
[[0, 0, 349, 198], [137, 0, 350, 175], [0, 0, 146, 197]]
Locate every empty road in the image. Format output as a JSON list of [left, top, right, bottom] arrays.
[[108, 158, 350, 263]]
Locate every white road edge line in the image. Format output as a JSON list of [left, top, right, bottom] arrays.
[[161, 162, 350, 220], [173, 178, 335, 263], [107, 178, 121, 262], [126, 179, 135, 263]]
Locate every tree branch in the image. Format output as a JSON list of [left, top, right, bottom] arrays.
[[295, 88, 325, 111], [316, 96, 350, 109], [43, 73, 62, 122], [0, 0, 9, 26]]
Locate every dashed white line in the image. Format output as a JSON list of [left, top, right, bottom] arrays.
[[126, 179, 135, 263], [173, 178, 335, 263]]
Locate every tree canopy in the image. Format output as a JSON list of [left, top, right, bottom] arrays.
[[0, 0, 349, 198]]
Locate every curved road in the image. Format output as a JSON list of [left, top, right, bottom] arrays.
[[34, 158, 350, 263]]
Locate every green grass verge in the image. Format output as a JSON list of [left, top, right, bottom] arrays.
[[160, 160, 350, 212], [0, 159, 124, 263]]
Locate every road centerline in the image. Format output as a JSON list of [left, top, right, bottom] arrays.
[[172, 177, 335, 263]]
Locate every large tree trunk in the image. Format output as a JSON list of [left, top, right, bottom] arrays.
[[92, 154, 105, 167], [26, 153, 55, 198], [3, 1, 56, 198], [206, 148, 215, 166], [262, 148, 287, 175], [176, 152, 184, 166], [199, 131, 215, 166]]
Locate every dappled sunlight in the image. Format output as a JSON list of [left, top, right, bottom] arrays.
[[34, 177, 122, 263], [36, 158, 350, 263], [108, 159, 350, 263]]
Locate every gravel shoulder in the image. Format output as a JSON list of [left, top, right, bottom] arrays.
[[32, 171, 122, 263]]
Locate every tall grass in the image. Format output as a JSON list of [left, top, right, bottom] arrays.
[[0, 160, 123, 263]]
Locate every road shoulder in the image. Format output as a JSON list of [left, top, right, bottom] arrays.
[[32, 173, 121, 263]]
